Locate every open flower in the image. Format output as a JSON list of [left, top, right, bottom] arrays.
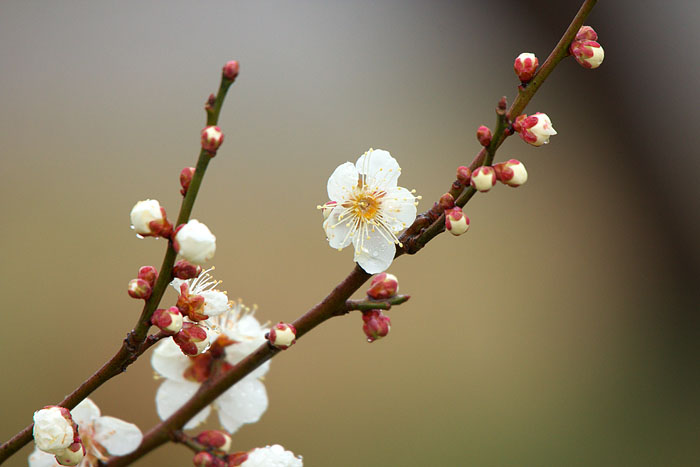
[[28, 399, 142, 467], [320, 149, 417, 274], [151, 299, 270, 434]]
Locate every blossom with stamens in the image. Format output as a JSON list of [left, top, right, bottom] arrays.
[[151, 299, 270, 434], [28, 399, 142, 467], [171, 268, 231, 321], [320, 149, 418, 274]]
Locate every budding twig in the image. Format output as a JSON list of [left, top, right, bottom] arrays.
[[341, 295, 411, 314]]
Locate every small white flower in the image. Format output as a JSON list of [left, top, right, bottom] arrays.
[[29, 399, 142, 467], [171, 268, 231, 318], [320, 149, 418, 274], [174, 219, 216, 265], [129, 199, 164, 235], [242, 444, 303, 467], [152, 300, 270, 434], [33, 407, 73, 454]]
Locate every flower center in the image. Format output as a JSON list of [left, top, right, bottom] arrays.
[[347, 191, 384, 220]]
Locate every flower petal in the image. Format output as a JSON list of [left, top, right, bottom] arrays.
[[151, 338, 191, 382], [215, 377, 268, 434], [353, 230, 396, 274], [93, 416, 143, 456], [355, 149, 400, 190], [70, 398, 100, 428], [28, 449, 59, 467], [327, 162, 358, 202], [155, 379, 211, 429], [381, 186, 417, 232], [201, 290, 230, 317], [225, 336, 270, 379], [325, 205, 355, 250]]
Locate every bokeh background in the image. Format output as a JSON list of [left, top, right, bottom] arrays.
[[1, 1, 698, 466]]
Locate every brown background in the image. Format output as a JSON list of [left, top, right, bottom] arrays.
[[1, 1, 698, 466]]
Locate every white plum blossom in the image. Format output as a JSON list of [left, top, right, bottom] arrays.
[[320, 149, 418, 274], [241, 444, 303, 467], [171, 268, 231, 319], [151, 299, 270, 434], [29, 399, 142, 467], [129, 199, 164, 235], [174, 219, 216, 265], [32, 407, 74, 454]]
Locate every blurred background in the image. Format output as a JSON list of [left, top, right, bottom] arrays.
[[1, 1, 698, 466]]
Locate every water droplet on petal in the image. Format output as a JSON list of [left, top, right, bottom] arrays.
[[135, 233, 145, 239], [372, 251, 379, 257]]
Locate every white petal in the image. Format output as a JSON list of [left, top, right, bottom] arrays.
[[325, 205, 355, 250], [70, 398, 100, 429], [201, 290, 230, 317], [155, 379, 211, 429], [381, 186, 417, 232], [28, 449, 59, 467], [355, 149, 400, 190], [225, 337, 270, 379], [326, 162, 358, 202], [151, 338, 191, 382], [215, 377, 268, 434], [236, 314, 265, 337], [93, 416, 143, 456], [353, 231, 396, 274], [169, 278, 186, 293]]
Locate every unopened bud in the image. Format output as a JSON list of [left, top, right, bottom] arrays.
[[180, 167, 195, 196], [201, 126, 224, 154], [570, 40, 604, 69], [128, 278, 152, 300], [494, 159, 528, 187], [196, 430, 232, 452], [130, 199, 168, 236], [476, 125, 492, 147], [151, 307, 183, 335], [138, 266, 158, 287], [55, 442, 85, 466], [445, 207, 470, 236], [362, 310, 391, 343], [456, 166, 471, 186], [514, 53, 539, 82], [513, 112, 557, 146], [205, 94, 217, 113], [438, 193, 455, 211], [267, 323, 297, 350], [222, 60, 240, 81], [174, 219, 216, 265], [33, 407, 75, 454], [367, 273, 399, 300], [193, 451, 218, 467], [470, 166, 497, 192], [173, 260, 202, 280], [575, 25, 598, 42], [174, 322, 209, 356]]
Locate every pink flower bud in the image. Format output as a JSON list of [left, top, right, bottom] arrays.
[[180, 167, 195, 196], [575, 25, 598, 42], [137, 266, 158, 287], [151, 307, 183, 335], [193, 451, 220, 467], [514, 53, 539, 82], [54, 442, 85, 466], [470, 166, 497, 192], [456, 166, 472, 186], [438, 193, 455, 211], [173, 219, 216, 265], [445, 207, 470, 236], [362, 310, 391, 343], [476, 125, 492, 147], [494, 159, 528, 187], [570, 40, 604, 69], [196, 430, 232, 452], [127, 278, 152, 300], [174, 322, 209, 356], [173, 260, 202, 280], [513, 112, 557, 146], [267, 322, 297, 350], [201, 126, 224, 153], [367, 272, 399, 299], [222, 60, 240, 81]]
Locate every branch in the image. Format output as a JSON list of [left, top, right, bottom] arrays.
[[340, 295, 411, 314]]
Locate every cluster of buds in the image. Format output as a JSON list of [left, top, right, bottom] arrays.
[[32, 407, 85, 466], [180, 167, 196, 196], [514, 52, 539, 83], [570, 25, 604, 69], [513, 112, 557, 146], [493, 159, 528, 187], [174, 219, 217, 265], [127, 265, 158, 300], [130, 199, 173, 237], [201, 126, 224, 154], [360, 273, 400, 342], [173, 322, 209, 356], [267, 323, 297, 350]]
